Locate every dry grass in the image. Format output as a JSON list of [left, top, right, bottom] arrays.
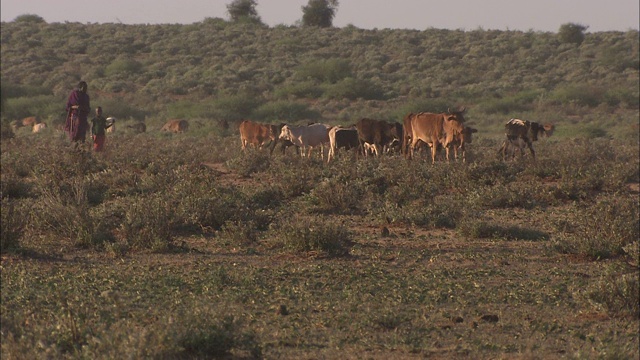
[[1, 127, 638, 359]]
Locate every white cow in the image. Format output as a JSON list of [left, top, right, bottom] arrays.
[[279, 123, 330, 159], [32, 123, 47, 133], [106, 117, 117, 133]]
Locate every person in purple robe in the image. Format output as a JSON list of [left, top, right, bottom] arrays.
[[64, 80, 91, 145]]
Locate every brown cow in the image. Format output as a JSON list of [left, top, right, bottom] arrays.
[[161, 119, 189, 133], [449, 126, 477, 162], [403, 108, 467, 163], [32, 123, 47, 133], [499, 119, 554, 160], [355, 118, 402, 157], [239, 120, 281, 154], [22, 116, 41, 127]]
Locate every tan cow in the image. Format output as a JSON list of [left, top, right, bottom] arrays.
[[161, 119, 189, 133], [32, 123, 47, 133], [499, 119, 554, 160], [21, 116, 41, 127], [403, 108, 467, 163], [239, 120, 281, 154]]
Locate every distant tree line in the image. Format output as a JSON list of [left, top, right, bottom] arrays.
[[227, 0, 339, 27]]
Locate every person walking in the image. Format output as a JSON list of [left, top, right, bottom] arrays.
[[64, 80, 91, 148], [91, 106, 113, 152]]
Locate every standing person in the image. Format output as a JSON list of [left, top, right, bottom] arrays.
[[64, 80, 91, 147], [91, 106, 113, 152]]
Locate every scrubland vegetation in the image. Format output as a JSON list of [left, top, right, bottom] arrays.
[[1, 17, 639, 359]]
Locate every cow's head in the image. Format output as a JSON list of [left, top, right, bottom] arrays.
[[462, 127, 478, 144], [446, 107, 466, 123], [278, 125, 291, 140], [542, 123, 555, 138], [529, 122, 546, 141]]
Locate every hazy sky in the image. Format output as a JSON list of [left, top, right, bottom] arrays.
[[1, 0, 638, 32]]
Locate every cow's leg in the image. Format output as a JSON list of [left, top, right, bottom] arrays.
[[526, 140, 536, 160], [409, 138, 419, 160], [498, 140, 507, 160], [431, 143, 438, 164]]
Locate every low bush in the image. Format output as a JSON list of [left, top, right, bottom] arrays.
[[307, 177, 365, 214], [582, 267, 639, 319], [119, 194, 176, 252], [218, 220, 259, 247], [0, 199, 25, 253], [252, 100, 321, 122], [554, 197, 639, 260], [457, 219, 549, 241], [226, 151, 272, 177], [323, 77, 386, 100], [268, 216, 352, 257], [174, 314, 261, 359]]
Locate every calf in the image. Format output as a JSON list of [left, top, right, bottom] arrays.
[[499, 119, 554, 160]]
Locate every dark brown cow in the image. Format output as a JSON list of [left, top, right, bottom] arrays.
[[328, 126, 359, 162], [239, 120, 280, 154], [161, 119, 189, 133], [355, 118, 402, 157], [403, 108, 467, 163], [499, 119, 554, 160]]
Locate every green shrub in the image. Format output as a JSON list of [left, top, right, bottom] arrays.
[[457, 219, 549, 241], [3, 95, 60, 121], [210, 93, 263, 121], [105, 57, 143, 76], [550, 84, 604, 107], [13, 14, 46, 23], [226, 151, 272, 177], [307, 178, 365, 214], [0, 199, 25, 253], [323, 77, 386, 100], [252, 100, 321, 122], [31, 180, 98, 247], [274, 81, 323, 99], [558, 23, 588, 45], [554, 197, 639, 260], [584, 270, 639, 318], [218, 220, 259, 247], [296, 58, 352, 83], [173, 313, 261, 359], [120, 194, 176, 252], [270, 216, 352, 257]]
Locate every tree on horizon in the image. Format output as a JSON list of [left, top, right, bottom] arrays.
[[301, 0, 339, 28], [226, 0, 262, 24]]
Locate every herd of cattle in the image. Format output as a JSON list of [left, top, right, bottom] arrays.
[[239, 109, 554, 162], [10, 109, 554, 161]]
